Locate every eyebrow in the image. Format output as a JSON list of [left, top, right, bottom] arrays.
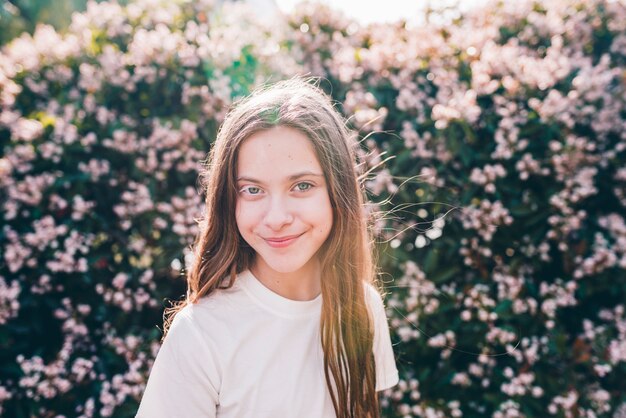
[[236, 171, 324, 184]]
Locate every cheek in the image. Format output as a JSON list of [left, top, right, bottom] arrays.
[[311, 195, 333, 237], [235, 201, 265, 233], [234, 201, 249, 232]]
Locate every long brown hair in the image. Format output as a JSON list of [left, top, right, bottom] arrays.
[[164, 77, 380, 417]]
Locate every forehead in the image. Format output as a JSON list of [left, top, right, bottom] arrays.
[[236, 126, 324, 180]]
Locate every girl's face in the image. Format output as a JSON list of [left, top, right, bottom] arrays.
[[235, 126, 333, 279]]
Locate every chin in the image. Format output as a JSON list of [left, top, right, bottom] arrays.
[[265, 261, 307, 274], [258, 253, 313, 274]]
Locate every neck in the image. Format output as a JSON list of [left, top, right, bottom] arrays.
[[250, 258, 322, 301]]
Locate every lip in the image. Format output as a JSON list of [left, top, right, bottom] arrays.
[[263, 233, 304, 248]]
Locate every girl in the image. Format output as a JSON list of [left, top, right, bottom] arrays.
[[136, 78, 398, 418]]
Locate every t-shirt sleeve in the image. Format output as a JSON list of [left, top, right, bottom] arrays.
[[136, 307, 220, 418], [365, 283, 399, 392]]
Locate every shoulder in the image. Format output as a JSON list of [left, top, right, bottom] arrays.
[[163, 289, 231, 338], [362, 281, 391, 326], [165, 304, 207, 346], [362, 281, 399, 391], [163, 295, 233, 369], [169, 277, 253, 343], [363, 281, 386, 311], [186, 277, 249, 318]]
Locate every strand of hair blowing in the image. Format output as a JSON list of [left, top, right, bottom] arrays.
[[162, 78, 380, 417]]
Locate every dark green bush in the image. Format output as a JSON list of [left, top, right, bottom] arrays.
[[1, 0, 625, 416]]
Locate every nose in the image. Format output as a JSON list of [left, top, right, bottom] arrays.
[[263, 195, 294, 230]]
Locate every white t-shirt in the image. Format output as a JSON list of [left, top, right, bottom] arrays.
[[136, 269, 398, 418]]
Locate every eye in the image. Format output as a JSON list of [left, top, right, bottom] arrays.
[[294, 182, 313, 192], [241, 186, 262, 195]]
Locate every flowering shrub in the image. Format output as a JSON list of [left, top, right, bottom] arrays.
[[285, 1, 626, 416], [0, 1, 297, 416], [1, 0, 625, 416]]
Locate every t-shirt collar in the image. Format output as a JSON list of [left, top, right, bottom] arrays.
[[237, 269, 322, 318]]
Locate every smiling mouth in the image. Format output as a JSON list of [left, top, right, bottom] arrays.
[[263, 233, 304, 248]]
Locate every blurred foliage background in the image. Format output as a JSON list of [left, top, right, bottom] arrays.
[[1, 0, 625, 417], [0, 0, 125, 45]]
